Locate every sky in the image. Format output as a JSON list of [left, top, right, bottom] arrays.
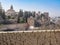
[[0, 0, 60, 17]]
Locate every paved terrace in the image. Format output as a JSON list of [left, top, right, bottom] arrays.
[[0, 30, 60, 45], [0, 24, 26, 31], [0, 24, 60, 31]]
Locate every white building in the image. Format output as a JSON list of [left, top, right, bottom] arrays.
[[6, 5, 17, 17], [5, 5, 18, 23]]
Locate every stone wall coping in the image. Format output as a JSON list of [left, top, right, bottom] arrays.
[[0, 29, 60, 33]]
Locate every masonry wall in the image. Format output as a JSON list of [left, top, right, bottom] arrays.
[[0, 30, 60, 45]]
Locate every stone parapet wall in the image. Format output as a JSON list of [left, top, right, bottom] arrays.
[[0, 30, 60, 45]]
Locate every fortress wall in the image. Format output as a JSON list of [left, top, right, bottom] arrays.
[[0, 30, 60, 45]]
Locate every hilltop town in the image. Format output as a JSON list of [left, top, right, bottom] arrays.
[[0, 2, 60, 31]]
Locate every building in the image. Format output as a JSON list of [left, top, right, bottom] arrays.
[[5, 5, 18, 23], [6, 5, 17, 16], [52, 17, 60, 25], [35, 12, 49, 25]]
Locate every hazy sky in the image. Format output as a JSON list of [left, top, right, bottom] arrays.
[[0, 0, 60, 17]]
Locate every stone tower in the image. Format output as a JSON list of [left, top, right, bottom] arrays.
[[10, 5, 13, 9]]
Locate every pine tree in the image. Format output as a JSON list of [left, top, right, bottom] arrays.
[[2, 10, 6, 19], [17, 9, 23, 23]]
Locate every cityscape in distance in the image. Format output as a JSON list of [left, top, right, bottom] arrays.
[[0, 0, 60, 45], [0, 0, 60, 31]]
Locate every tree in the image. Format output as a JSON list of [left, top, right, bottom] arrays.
[[0, 9, 2, 16], [0, 9, 6, 24], [18, 9, 23, 17], [2, 10, 6, 19], [23, 11, 28, 22], [17, 9, 23, 23], [32, 11, 36, 17], [8, 16, 11, 19], [0, 9, 6, 19]]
